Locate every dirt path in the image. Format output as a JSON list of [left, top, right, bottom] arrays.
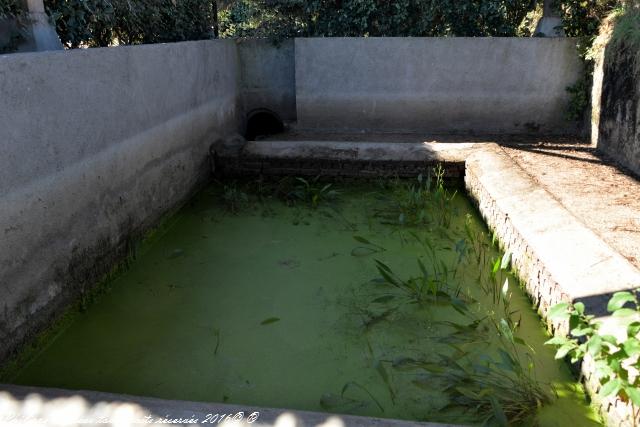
[[502, 142, 640, 269]]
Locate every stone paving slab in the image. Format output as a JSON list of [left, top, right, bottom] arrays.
[[0, 384, 461, 427]]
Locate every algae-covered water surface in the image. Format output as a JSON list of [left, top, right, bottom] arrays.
[[9, 176, 600, 426]]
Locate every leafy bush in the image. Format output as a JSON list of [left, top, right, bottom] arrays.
[[546, 291, 640, 417], [44, 0, 217, 48], [218, 0, 255, 38], [556, 0, 620, 38]]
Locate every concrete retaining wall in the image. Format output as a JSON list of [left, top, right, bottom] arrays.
[[295, 38, 583, 135], [238, 39, 296, 124], [597, 44, 640, 176], [0, 40, 240, 363]]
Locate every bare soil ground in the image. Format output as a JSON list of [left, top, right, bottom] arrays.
[[501, 142, 640, 270]]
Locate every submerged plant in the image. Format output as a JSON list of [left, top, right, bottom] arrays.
[[462, 214, 515, 313], [221, 182, 249, 213], [320, 381, 384, 413], [375, 174, 432, 226], [212, 174, 553, 425], [387, 277, 551, 426], [410, 337, 551, 425], [357, 219, 554, 425], [215, 175, 342, 212], [373, 258, 466, 308], [351, 235, 386, 257], [290, 176, 339, 208], [464, 213, 491, 270]]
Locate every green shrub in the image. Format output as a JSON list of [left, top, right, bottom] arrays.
[[546, 291, 640, 417], [556, 0, 620, 38], [565, 76, 591, 121], [0, 0, 24, 20]]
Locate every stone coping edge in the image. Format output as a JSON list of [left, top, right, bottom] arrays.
[[0, 384, 461, 427]]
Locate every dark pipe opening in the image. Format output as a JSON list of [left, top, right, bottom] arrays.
[[245, 110, 284, 141]]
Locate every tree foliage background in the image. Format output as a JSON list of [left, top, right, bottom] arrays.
[[0, 0, 624, 51], [556, 0, 620, 37], [219, 0, 539, 38], [42, 0, 218, 48]]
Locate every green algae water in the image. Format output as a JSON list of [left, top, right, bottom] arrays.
[[8, 179, 601, 426]]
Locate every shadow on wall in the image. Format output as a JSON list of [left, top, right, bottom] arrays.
[[245, 109, 284, 141]]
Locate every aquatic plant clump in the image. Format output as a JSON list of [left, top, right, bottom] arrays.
[[350, 229, 554, 425], [374, 165, 457, 227]]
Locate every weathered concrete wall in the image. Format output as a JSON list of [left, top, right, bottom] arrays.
[[597, 43, 640, 176], [238, 39, 296, 124], [295, 38, 583, 135], [0, 40, 239, 363]]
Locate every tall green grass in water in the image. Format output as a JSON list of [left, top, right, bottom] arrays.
[[359, 238, 552, 425]]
